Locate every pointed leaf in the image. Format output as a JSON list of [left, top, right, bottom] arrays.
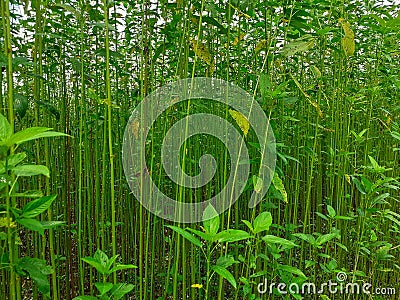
[[212, 265, 237, 288], [203, 204, 219, 235], [0, 114, 12, 141], [166, 225, 202, 247], [95, 282, 113, 296], [12, 165, 50, 178], [215, 229, 250, 243], [253, 212, 272, 234], [22, 195, 57, 218], [17, 218, 45, 235]]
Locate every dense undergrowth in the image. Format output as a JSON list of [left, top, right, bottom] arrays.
[[1, 0, 400, 299]]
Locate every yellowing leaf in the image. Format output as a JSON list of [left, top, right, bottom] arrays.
[[190, 38, 213, 65], [131, 119, 140, 139], [272, 173, 288, 203], [255, 40, 267, 53], [233, 33, 246, 46], [345, 174, 351, 184], [282, 35, 315, 57], [252, 175, 263, 193], [339, 19, 355, 56], [191, 284, 203, 289], [229, 109, 250, 136]]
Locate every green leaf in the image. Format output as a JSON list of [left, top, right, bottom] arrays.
[[253, 211, 272, 234], [211, 265, 237, 288], [12, 165, 50, 178], [327, 205, 336, 218], [7, 152, 27, 167], [282, 35, 315, 57], [11, 190, 43, 198], [52, 4, 83, 21], [22, 194, 57, 218], [241, 220, 254, 232], [73, 297, 98, 300], [41, 221, 66, 229], [216, 255, 238, 268], [14, 257, 52, 296], [202, 204, 219, 235], [272, 173, 288, 203], [316, 232, 340, 246], [110, 283, 134, 300], [292, 233, 316, 245], [166, 225, 202, 247], [0, 113, 12, 141], [186, 227, 213, 242], [82, 250, 110, 275], [4, 127, 69, 147], [391, 131, 400, 141], [215, 229, 251, 243], [262, 235, 298, 248], [17, 218, 45, 235], [109, 264, 137, 274], [351, 176, 367, 194], [95, 282, 113, 296], [277, 264, 307, 279]]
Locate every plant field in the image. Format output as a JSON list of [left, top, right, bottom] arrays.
[[1, 0, 399, 299]]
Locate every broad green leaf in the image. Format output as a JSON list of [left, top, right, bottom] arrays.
[[109, 264, 137, 274], [0, 113, 12, 141], [95, 282, 113, 296], [277, 264, 307, 279], [94, 249, 110, 268], [327, 205, 336, 218], [106, 254, 119, 271], [211, 265, 237, 288], [391, 131, 400, 141], [292, 233, 316, 245], [186, 227, 213, 242], [216, 255, 238, 268], [202, 204, 219, 235], [262, 235, 298, 248], [7, 152, 26, 167], [82, 250, 109, 275], [82, 256, 108, 275], [351, 176, 366, 194], [17, 218, 45, 235], [272, 173, 288, 203], [110, 283, 134, 300], [166, 225, 202, 247], [12, 165, 50, 178], [241, 220, 253, 232], [215, 229, 251, 243], [22, 195, 57, 218], [14, 257, 52, 296], [316, 233, 340, 246], [282, 35, 315, 57], [253, 211, 272, 234], [52, 4, 82, 21], [4, 127, 69, 147]]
